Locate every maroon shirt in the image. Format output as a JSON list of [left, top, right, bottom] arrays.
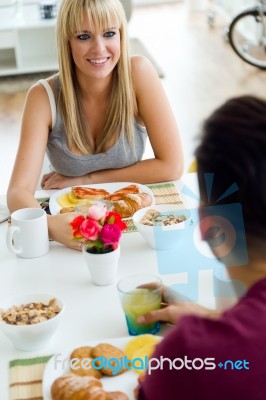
[[138, 278, 266, 400]]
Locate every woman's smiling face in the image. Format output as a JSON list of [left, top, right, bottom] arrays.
[[69, 9, 121, 79]]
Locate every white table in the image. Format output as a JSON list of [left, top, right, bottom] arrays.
[[0, 174, 217, 399]]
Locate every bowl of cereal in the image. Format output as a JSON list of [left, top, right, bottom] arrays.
[[132, 204, 191, 250], [0, 293, 64, 351]]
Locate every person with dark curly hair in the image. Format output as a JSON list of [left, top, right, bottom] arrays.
[[136, 95, 266, 400]]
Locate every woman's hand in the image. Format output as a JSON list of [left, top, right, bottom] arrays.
[[137, 286, 220, 326], [41, 171, 87, 189], [47, 213, 83, 251]]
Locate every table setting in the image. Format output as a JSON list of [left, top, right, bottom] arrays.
[[0, 173, 218, 400]]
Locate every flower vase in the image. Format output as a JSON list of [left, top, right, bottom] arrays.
[[82, 245, 120, 286]]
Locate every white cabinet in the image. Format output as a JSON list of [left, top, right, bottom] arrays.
[[0, 4, 58, 76]]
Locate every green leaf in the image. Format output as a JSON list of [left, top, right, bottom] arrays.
[[108, 215, 115, 224]]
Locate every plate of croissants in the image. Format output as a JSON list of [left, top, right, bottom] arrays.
[[42, 337, 145, 400], [48, 182, 155, 219]]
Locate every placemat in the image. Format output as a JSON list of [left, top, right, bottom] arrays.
[[9, 355, 53, 400], [124, 182, 184, 233]]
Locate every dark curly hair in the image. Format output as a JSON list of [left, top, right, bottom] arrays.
[[195, 95, 266, 239]]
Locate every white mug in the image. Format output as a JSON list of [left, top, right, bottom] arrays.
[[6, 208, 49, 258]]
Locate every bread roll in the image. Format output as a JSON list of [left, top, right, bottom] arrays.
[[57, 185, 152, 218], [72, 187, 110, 200], [111, 193, 152, 218], [107, 185, 141, 201], [50, 374, 129, 400], [70, 346, 102, 379], [60, 207, 75, 214], [91, 343, 127, 376], [106, 392, 129, 400], [51, 374, 105, 400]]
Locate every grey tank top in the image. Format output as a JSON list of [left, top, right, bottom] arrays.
[[39, 77, 147, 177]]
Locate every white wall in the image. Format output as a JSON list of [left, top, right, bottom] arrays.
[[133, 0, 253, 14], [133, 0, 180, 5], [211, 0, 256, 17]]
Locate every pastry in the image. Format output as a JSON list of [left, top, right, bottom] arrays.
[[70, 346, 102, 379], [91, 343, 127, 376], [106, 184, 141, 201], [51, 374, 105, 400], [111, 193, 153, 218], [57, 185, 152, 218], [72, 187, 110, 200], [106, 392, 129, 400], [60, 206, 76, 214], [51, 374, 129, 400]]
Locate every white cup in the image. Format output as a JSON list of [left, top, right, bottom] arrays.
[[6, 208, 49, 258]]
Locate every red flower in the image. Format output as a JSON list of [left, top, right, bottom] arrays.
[[71, 215, 85, 230], [105, 211, 127, 231], [70, 215, 85, 238]]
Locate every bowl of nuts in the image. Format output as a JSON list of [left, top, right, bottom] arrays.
[[0, 293, 64, 351], [132, 204, 191, 250]]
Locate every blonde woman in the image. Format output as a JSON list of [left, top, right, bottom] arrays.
[[7, 0, 183, 249]]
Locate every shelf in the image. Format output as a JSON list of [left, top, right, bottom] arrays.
[[0, 3, 58, 75], [18, 55, 58, 71], [0, 30, 16, 49], [0, 48, 17, 71]]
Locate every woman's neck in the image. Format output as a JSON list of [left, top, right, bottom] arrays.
[[75, 71, 112, 101]]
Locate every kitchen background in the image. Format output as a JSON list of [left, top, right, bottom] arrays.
[[0, 0, 265, 195]]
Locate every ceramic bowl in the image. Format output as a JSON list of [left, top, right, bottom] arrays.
[[0, 293, 64, 351], [132, 204, 191, 250]]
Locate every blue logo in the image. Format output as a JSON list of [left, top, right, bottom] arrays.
[[154, 174, 248, 301], [217, 360, 250, 370]]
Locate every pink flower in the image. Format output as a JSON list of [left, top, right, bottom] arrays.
[[100, 224, 121, 244], [70, 204, 125, 253], [87, 204, 107, 221], [80, 219, 102, 241], [112, 242, 119, 250]]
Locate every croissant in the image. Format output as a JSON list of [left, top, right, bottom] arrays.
[[51, 374, 129, 400], [106, 393, 129, 400], [72, 187, 110, 200], [106, 185, 141, 201], [111, 193, 153, 218]]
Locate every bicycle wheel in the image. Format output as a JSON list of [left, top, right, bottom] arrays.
[[228, 8, 266, 69]]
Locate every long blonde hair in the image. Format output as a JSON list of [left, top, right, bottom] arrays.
[[56, 0, 136, 154]]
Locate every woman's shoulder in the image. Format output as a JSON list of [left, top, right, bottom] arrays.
[[130, 55, 161, 97], [130, 55, 156, 75], [28, 73, 59, 95], [24, 74, 58, 128]]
